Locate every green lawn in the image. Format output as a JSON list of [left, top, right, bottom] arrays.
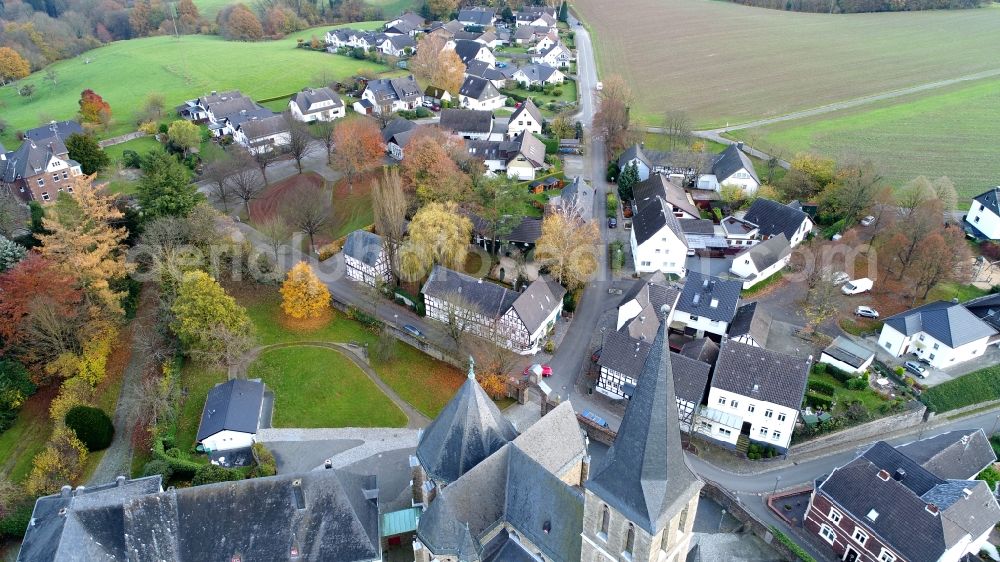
[[504, 81, 578, 117], [0, 392, 52, 483], [194, 0, 417, 20], [810, 372, 886, 413], [0, 23, 391, 147], [922, 365, 1000, 412], [174, 363, 228, 454], [103, 136, 165, 165], [926, 282, 990, 303], [249, 346, 407, 428]]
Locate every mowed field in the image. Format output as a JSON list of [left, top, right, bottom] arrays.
[[573, 0, 1000, 127], [0, 22, 387, 146], [730, 77, 1000, 200]]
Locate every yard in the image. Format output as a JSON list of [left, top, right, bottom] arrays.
[[922, 364, 1000, 413], [808, 370, 886, 414], [504, 80, 577, 117], [249, 346, 407, 428], [0, 22, 391, 147]]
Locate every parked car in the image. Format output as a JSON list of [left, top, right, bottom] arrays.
[[842, 278, 873, 295], [595, 82, 603, 91], [523, 363, 553, 377], [831, 271, 850, 285], [608, 217, 617, 228], [904, 361, 927, 378], [403, 324, 424, 338], [581, 410, 609, 428], [860, 215, 876, 227], [496, 62, 507, 68], [855, 306, 879, 319]]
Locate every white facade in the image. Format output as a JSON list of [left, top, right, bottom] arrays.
[[818, 352, 873, 374], [460, 92, 507, 111], [719, 168, 760, 194], [345, 253, 391, 287], [531, 44, 573, 68], [784, 217, 814, 248], [201, 429, 255, 452], [359, 88, 422, 114], [729, 252, 790, 290], [512, 68, 565, 87], [423, 292, 558, 355], [233, 128, 290, 155], [621, 156, 650, 182], [507, 110, 543, 138], [698, 387, 798, 451], [596, 365, 696, 431], [877, 324, 991, 370], [672, 310, 729, 338], [967, 198, 1000, 240], [630, 223, 687, 276], [288, 100, 345, 123]]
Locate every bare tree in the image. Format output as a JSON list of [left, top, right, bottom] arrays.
[[229, 154, 266, 219], [282, 185, 329, 252], [801, 267, 838, 334], [257, 215, 291, 261], [285, 115, 317, 174], [662, 109, 691, 151], [439, 290, 477, 352], [0, 192, 28, 237], [313, 120, 335, 165], [188, 323, 256, 369], [253, 147, 279, 183], [202, 156, 235, 213], [371, 167, 407, 286]]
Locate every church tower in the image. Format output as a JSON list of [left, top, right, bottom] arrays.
[[581, 306, 703, 562]]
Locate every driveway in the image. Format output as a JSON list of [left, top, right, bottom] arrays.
[[686, 256, 733, 278]]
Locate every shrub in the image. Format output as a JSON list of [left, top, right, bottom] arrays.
[[846, 376, 869, 391], [192, 464, 244, 486], [158, 123, 169, 134], [811, 363, 827, 375], [142, 459, 175, 479], [827, 364, 854, 383], [544, 340, 555, 353], [64, 405, 114, 452], [252, 442, 277, 477], [121, 149, 143, 168], [978, 466, 1000, 491], [807, 379, 836, 397], [895, 366, 905, 376], [0, 504, 33, 540], [805, 392, 832, 410], [606, 161, 619, 182], [552, 88, 563, 96], [770, 526, 817, 562]]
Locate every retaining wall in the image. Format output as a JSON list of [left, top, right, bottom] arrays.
[[790, 401, 926, 457]]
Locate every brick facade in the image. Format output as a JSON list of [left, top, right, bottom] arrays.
[[805, 491, 900, 562]]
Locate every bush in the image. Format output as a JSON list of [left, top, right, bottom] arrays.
[[64, 405, 114, 452], [807, 379, 836, 397], [805, 392, 832, 410], [544, 340, 555, 353], [0, 504, 33, 540], [540, 136, 559, 154], [552, 88, 563, 96], [158, 123, 169, 134], [846, 376, 869, 391], [142, 459, 175, 479], [822, 218, 846, 239], [770, 526, 817, 562], [192, 464, 245, 486], [606, 161, 619, 182], [978, 466, 1000, 491], [121, 149, 143, 168], [251, 442, 277, 477], [922, 365, 1000, 412], [810, 363, 827, 375], [827, 364, 853, 383]]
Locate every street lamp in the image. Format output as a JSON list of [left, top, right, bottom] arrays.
[[772, 475, 782, 496], [718, 509, 726, 532]]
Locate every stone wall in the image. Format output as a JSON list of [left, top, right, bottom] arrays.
[[700, 481, 807, 562], [789, 401, 926, 457], [576, 413, 617, 446]]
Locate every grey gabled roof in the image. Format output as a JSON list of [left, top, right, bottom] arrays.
[[599, 328, 652, 376], [239, 114, 290, 142], [618, 143, 649, 169], [453, 39, 489, 64], [632, 197, 686, 247], [343, 230, 384, 267], [415, 365, 518, 483], [972, 187, 1000, 216], [822, 335, 874, 369], [896, 429, 997, 481], [679, 218, 715, 235], [514, 63, 560, 83], [366, 75, 421, 103], [459, 75, 502, 102], [743, 198, 810, 240], [587, 311, 702, 534], [511, 275, 565, 334], [1, 137, 69, 183], [727, 302, 772, 346], [440, 109, 494, 134], [457, 6, 495, 25], [712, 339, 809, 410], [680, 337, 719, 365], [381, 117, 417, 144], [633, 173, 700, 218], [737, 232, 790, 271], [711, 144, 759, 184], [292, 87, 343, 114], [962, 292, 1000, 330], [509, 98, 543, 126], [196, 379, 265, 441], [24, 120, 84, 142], [670, 352, 711, 406], [422, 265, 520, 321], [883, 300, 997, 348], [676, 272, 742, 323]]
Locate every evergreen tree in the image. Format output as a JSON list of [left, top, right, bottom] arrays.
[[559, 1, 568, 22], [65, 133, 110, 175], [0, 236, 26, 273], [617, 161, 639, 201], [137, 152, 200, 218]]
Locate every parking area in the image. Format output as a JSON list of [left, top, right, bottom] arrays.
[[867, 339, 1000, 387]]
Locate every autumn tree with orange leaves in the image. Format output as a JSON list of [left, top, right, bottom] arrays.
[[331, 118, 384, 192], [78, 89, 111, 128], [401, 128, 471, 203], [411, 35, 465, 95]]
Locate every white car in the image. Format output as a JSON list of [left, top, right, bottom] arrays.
[[831, 271, 850, 285], [842, 278, 874, 295], [855, 306, 879, 319], [595, 82, 603, 91], [860, 215, 876, 227]]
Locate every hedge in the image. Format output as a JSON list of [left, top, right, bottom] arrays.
[[807, 379, 836, 397], [256, 92, 297, 104], [769, 526, 817, 562], [394, 287, 425, 316], [804, 392, 832, 410], [922, 365, 1000, 412], [151, 428, 204, 480], [826, 364, 854, 383], [65, 405, 114, 452]]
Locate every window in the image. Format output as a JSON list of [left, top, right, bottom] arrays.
[[772, 430, 781, 441], [66, 186, 74, 193], [37, 178, 44, 187], [777, 413, 786, 422], [828, 508, 842, 524], [744, 259, 750, 264], [929, 353, 935, 360], [933, 343, 939, 350], [718, 396, 726, 405], [819, 524, 836, 544], [623, 524, 635, 558], [730, 400, 739, 409], [975, 216, 981, 223], [62, 171, 68, 179], [852, 528, 868, 545], [52, 174, 60, 182], [41, 192, 50, 201], [641, 261, 651, 267], [598, 505, 609, 540], [764, 409, 773, 418], [759, 427, 768, 436], [718, 427, 732, 437], [655, 249, 661, 253], [690, 315, 699, 322], [919, 335, 925, 341], [878, 549, 897, 562], [748, 404, 755, 413]]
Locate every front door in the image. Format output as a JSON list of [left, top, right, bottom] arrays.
[[844, 548, 859, 562]]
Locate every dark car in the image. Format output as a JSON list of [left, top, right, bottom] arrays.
[[403, 324, 424, 339], [608, 217, 617, 228]]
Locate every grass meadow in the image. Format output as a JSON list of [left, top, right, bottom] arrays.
[[0, 22, 389, 147], [574, 0, 1000, 127]]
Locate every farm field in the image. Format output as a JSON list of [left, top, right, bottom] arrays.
[[194, 0, 417, 19], [573, 0, 1000, 127], [730, 77, 1000, 199], [0, 22, 389, 147]]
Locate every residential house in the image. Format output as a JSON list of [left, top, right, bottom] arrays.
[[680, 337, 720, 365], [513, 24, 551, 45], [630, 194, 688, 276], [448, 39, 496, 67], [696, 144, 760, 194], [895, 429, 996, 481], [468, 212, 543, 254], [618, 143, 651, 181], [820, 335, 875, 374], [24, 120, 83, 142], [531, 41, 573, 68], [877, 300, 997, 369], [506, 98, 544, 137], [727, 302, 772, 348], [288, 87, 344, 122], [696, 338, 810, 452], [440, 109, 499, 140], [0, 136, 83, 203], [177, 90, 256, 124], [210, 105, 274, 138], [548, 176, 593, 219], [512, 63, 565, 87], [529, 29, 559, 53], [384, 11, 425, 35], [232, 114, 290, 154], [453, 28, 501, 48], [19, 469, 383, 562], [195, 378, 267, 452], [680, 218, 729, 256], [374, 33, 416, 57], [464, 59, 512, 90], [729, 233, 792, 289], [456, 6, 496, 26], [964, 186, 1000, 240], [465, 130, 548, 180], [515, 8, 557, 28], [634, 174, 700, 219], [343, 229, 391, 287], [743, 197, 814, 247], [458, 75, 507, 111], [961, 292, 1000, 331], [426, 19, 464, 42], [421, 265, 565, 355], [354, 75, 423, 115], [422, 86, 453, 107], [720, 215, 760, 248], [381, 117, 418, 160], [673, 272, 743, 338], [804, 440, 1000, 562]]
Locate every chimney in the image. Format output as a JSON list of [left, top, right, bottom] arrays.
[[73, 485, 86, 496], [893, 469, 906, 481], [60, 485, 72, 498], [963, 488, 973, 499], [877, 469, 890, 481], [362, 477, 379, 502], [116, 475, 126, 487], [324, 458, 333, 469], [925, 503, 939, 516]]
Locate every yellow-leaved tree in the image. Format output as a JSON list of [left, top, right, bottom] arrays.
[[280, 262, 331, 319], [534, 208, 599, 289], [405, 201, 472, 275], [25, 427, 88, 495]]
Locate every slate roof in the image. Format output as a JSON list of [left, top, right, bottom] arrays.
[[633, 173, 700, 218], [365, 75, 421, 103], [599, 328, 652, 376], [736, 232, 790, 272], [239, 114, 289, 142], [457, 6, 495, 25], [960, 292, 1000, 331], [343, 230, 384, 267], [291, 87, 343, 114], [18, 476, 163, 562], [514, 63, 561, 84], [743, 198, 810, 241], [459, 75, 502, 102], [587, 311, 702, 534], [680, 337, 719, 365], [727, 302, 772, 347], [883, 300, 996, 348], [383, 34, 415, 50], [440, 109, 494, 134], [467, 212, 543, 244], [391, 11, 425, 29], [0, 138, 69, 183], [509, 98, 543, 126], [822, 335, 874, 369], [671, 352, 711, 406], [972, 187, 1000, 217], [415, 363, 519, 483], [818, 441, 1000, 562], [196, 378, 265, 441], [632, 197, 686, 247], [422, 265, 520, 321], [676, 272, 742, 323], [511, 275, 565, 334], [206, 94, 260, 121], [381, 117, 417, 145], [453, 39, 490, 64], [618, 143, 649, 169], [465, 60, 512, 83], [711, 144, 759, 184], [515, 131, 546, 167], [896, 429, 996, 481], [679, 219, 715, 235], [713, 339, 809, 410], [24, 120, 84, 142]]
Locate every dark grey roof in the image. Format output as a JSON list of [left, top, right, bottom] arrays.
[[713, 339, 809, 410], [440, 109, 494, 134], [343, 230, 384, 267], [670, 352, 711, 406], [962, 293, 1000, 330], [196, 379, 265, 441], [720, 215, 758, 236], [291, 87, 343, 114], [632, 197, 686, 247], [737, 232, 790, 271], [24, 120, 84, 142], [618, 144, 649, 168], [679, 219, 715, 235], [366, 75, 421, 103], [743, 198, 810, 240], [482, 530, 538, 562], [239, 114, 289, 142], [727, 302, 772, 346], [18, 476, 163, 562], [457, 6, 495, 25], [224, 106, 275, 129], [972, 187, 1000, 216], [821, 335, 874, 369], [587, 312, 702, 534], [381, 117, 417, 144], [391, 11, 425, 29], [123, 469, 380, 561], [205, 94, 260, 121], [509, 98, 543, 126], [415, 366, 518, 483], [883, 300, 996, 348], [633, 173, 700, 218], [599, 328, 653, 376], [384, 34, 415, 49], [679, 337, 719, 365], [896, 429, 996, 481], [453, 39, 489, 64], [459, 75, 502, 102], [467, 212, 543, 244], [511, 276, 565, 334], [676, 272, 742, 323], [711, 144, 759, 184], [422, 265, 520, 320], [514, 63, 560, 83], [0, 137, 69, 183]]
